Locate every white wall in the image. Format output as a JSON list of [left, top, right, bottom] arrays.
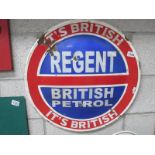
[[0, 19, 155, 135]]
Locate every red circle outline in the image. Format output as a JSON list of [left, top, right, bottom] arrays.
[[25, 20, 140, 132]]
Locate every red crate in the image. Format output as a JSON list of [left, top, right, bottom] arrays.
[[0, 19, 13, 71]]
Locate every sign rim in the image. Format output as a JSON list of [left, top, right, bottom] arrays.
[[25, 19, 141, 132]]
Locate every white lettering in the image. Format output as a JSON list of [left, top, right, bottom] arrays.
[[71, 24, 79, 33], [85, 51, 95, 73], [62, 51, 71, 73], [107, 51, 117, 72], [51, 51, 61, 73]]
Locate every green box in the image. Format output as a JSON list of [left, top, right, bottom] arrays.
[[0, 96, 29, 135]]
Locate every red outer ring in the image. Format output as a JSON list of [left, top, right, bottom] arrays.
[[26, 21, 140, 132]]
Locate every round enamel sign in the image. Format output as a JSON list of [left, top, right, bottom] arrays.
[[25, 20, 140, 132]]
